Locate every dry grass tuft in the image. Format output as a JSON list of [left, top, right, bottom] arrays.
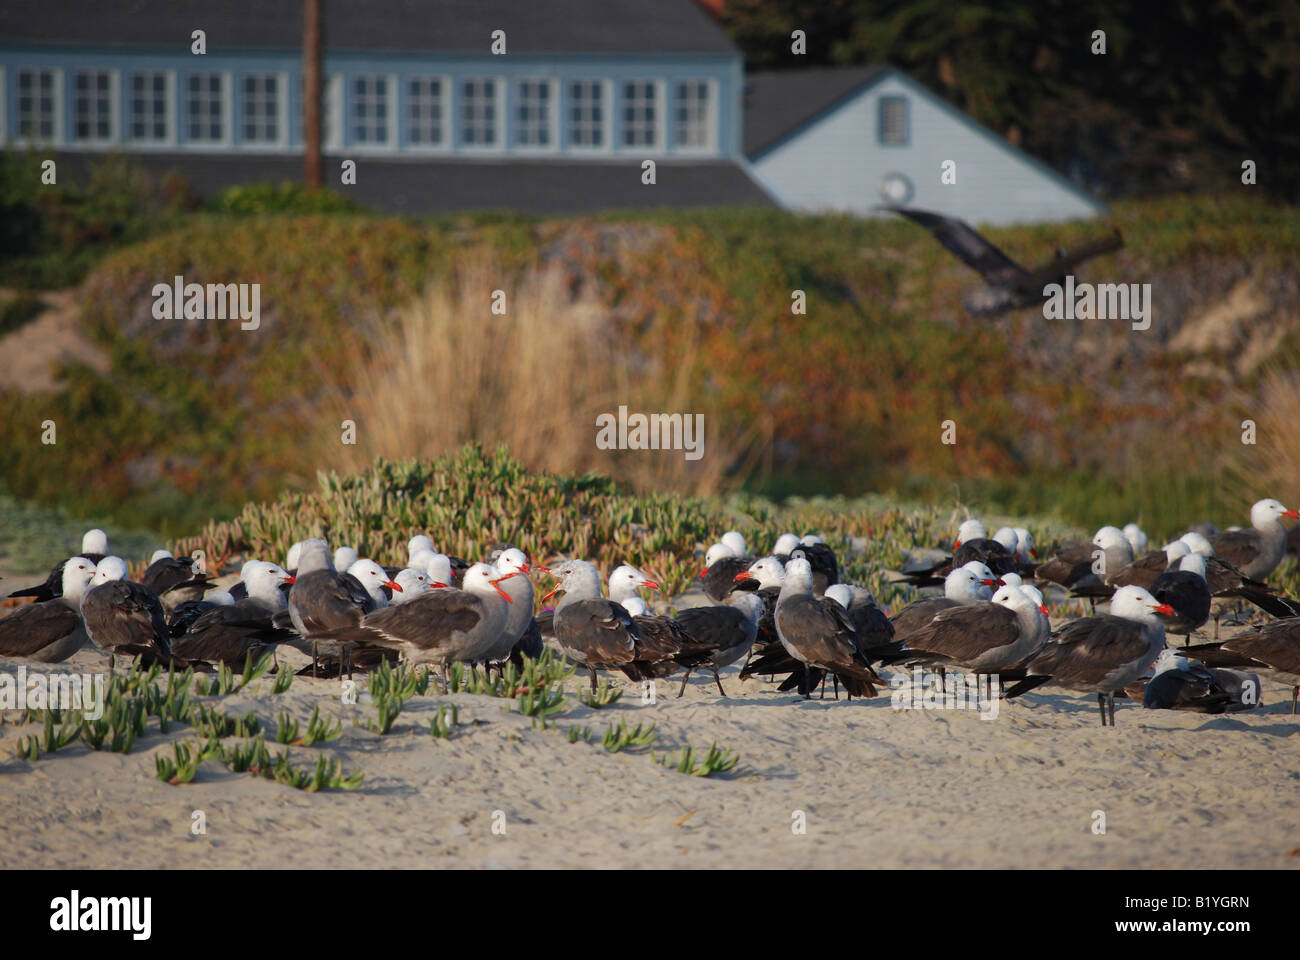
[[318, 258, 762, 496]]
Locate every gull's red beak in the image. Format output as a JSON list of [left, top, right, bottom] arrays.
[[284, 575, 296, 584], [542, 586, 559, 602], [1152, 602, 1175, 615], [1284, 509, 1300, 520], [953, 540, 962, 549], [641, 579, 660, 590], [430, 581, 448, 588], [980, 578, 997, 586], [1039, 604, 1050, 616], [699, 565, 708, 577], [385, 580, 403, 592], [1031, 548, 1039, 559], [519, 562, 531, 574]]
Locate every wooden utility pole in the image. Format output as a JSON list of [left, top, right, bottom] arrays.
[[303, 0, 323, 189]]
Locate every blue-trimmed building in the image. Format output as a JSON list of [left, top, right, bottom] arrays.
[[744, 66, 1106, 225], [0, 0, 1103, 221]]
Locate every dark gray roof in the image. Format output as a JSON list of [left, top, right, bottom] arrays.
[[52, 152, 775, 215], [0, 0, 737, 55], [744, 65, 889, 158]]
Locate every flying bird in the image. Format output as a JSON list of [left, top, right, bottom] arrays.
[[881, 206, 1123, 316]]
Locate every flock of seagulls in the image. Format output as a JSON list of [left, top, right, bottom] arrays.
[[3, 496, 1300, 726]]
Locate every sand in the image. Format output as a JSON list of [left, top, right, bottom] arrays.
[[3, 628, 1299, 870]]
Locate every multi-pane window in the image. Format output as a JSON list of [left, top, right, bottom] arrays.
[[17, 69, 57, 141], [186, 73, 226, 142], [460, 78, 498, 146], [74, 70, 113, 141], [621, 80, 657, 148], [673, 80, 711, 149], [352, 74, 389, 145], [242, 74, 280, 143], [407, 77, 444, 146], [129, 72, 169, 142], [514, 79, 553, 147], [567, 80, 604, 148], [879, 96, 908, 144]]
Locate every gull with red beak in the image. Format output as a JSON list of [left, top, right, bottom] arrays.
[[890, 563, 1001, 639], [699, 542, 755, 603], [345, 558, 404, 608], [1005, 585, 1173, 725], [1208, 498, 1299, 582], [362, 562, 518, 684]]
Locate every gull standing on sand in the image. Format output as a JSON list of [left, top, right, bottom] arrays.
[[546, 559, 642, 692], [773, 558, 882, 700], [287, 538, 381, 675], [362, 563, 517, 683], [1004, 585, 1171, 726], [671, 592, 764, 697]]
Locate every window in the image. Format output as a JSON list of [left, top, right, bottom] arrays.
[[621, 80, 657, 148], [407, 77, 444, 146], [879, 96, 908, 144], [242, 74, 281, 144], [514, 79, 553, 148], [17, 68, 57, 141], [567, 80, 604, 148], [186, 73, 226, 143], [74, 70, 114, 142], [673, 80, 712, 150], [129, 72, 170, 142], [460, 78, 498, 146], [351, 74, 390, 145]]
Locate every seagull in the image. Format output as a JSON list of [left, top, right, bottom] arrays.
[[894, 583, 1049, 675], [1130, 649, 1259, 714], [1183, 618, 1300, 713], [80, 556, 172, 672], [699, 541, 755, 602], [171, 562, 299, 666], [671, 593, 764, 697], [544, 559, 642, 693], [772, 558, 883, 700], [140, 551, 212, 612], [890, 563, 1000, 639], [481, 548, 536, 674], [345, 558, 404, 608], [1005, 585, 1171, 725], [0, 557, 97, 662], [362, 563, 517, 683], [881, 205, 1124, 316], [7, 528, 110, 602], [1207, 498, 1298, 582], [287, 538, 382, 676]]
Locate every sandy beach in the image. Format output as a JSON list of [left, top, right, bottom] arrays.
[[3, 629, 1298, 870]]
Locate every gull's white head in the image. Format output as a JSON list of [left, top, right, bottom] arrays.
[[955, 519, 986, 548], [392, 568, 431, 603], [1178, 532, 1214, 557], [150, 549, 173, 563], [333, 546, 359, 573], [241, 560, 294, 607], [60, 557, 98, 601], [90, 556, 128, 586], [945, 565, 994, 602], [825, 584, 853, 609], [608, 564, 659, 601], [347, 559, 402, 604], [800, 534, 824, 546], [773, 533, 801, 556], [744, 556, 785, 589], [408, 534, 435, 563], [82, 528, 109, 555], [721, 531, 748, 556], [992, 527, 1017, 552], [1109, 585, 1172, 623], [1123, 523, 1148, 554], [286, 541, 304, 571], [1250, 498, 1299, 529], [704, 542, 737, 569]]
